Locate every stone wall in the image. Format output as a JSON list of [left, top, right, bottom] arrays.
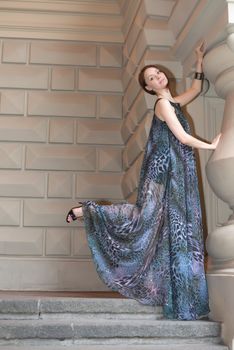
[[0, 0, 232, 302], [121, 0, 181, 203], [0, 37, 123, 290]]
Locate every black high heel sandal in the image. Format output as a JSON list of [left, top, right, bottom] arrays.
[[66, 203, 83, 223]]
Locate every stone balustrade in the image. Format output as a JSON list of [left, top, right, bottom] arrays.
[[203, 34, 234, 350]]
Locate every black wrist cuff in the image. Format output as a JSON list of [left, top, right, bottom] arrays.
[[194, 72, 204, 80]]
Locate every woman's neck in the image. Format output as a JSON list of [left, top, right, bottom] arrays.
[[156, 89, 174, 101]]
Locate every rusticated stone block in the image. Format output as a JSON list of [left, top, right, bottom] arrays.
[[73, 228, 91, 257], [0, 200, 20, 226], [99, 95, 122, 119], [123, 76, 140, 111], [98, 148, 122, 172], [124, 116, 151, 166], [144, 25, 175, 48], [122, 98, 129, 119], [0, 117, 47, 142], [129, 92, 148, 125], [0, 259, 108, 290], [46, 228, 71, 256], [122, 58, 137, 90], [123, 45, 129, 66], [48, 173, 73, 198], [28, 92, 96, 117], [0, 143, 22, 169], [131, 31, 147, 65], [135, 95, 151, 123], [122, 154, 143, 198], [2, 40, 27, 63], [78, 68, 123, 92], [99, 45, 122, 67], [26, 145, 96, 171], [0, 228, 43, 256], [76, 173, 123, 199], [51, 67, 75, 91], [125, 21, 141, 59], [121, 104, 153, 144], [122, 108, 139, 142], [0, 64, 48, 89], [124, 134, 143, 168], [30, 42, 96, 66], [49, 119, 74, 144], [122, 69, 132, 95], [24, 199, 81, 227], [77, 119, 123, 145], [123, 148, 129, 170], [144, 0, 175, 16], [0, 90, 25, 115], [0, 171, 45, 197], [121, 117, 134, 144]]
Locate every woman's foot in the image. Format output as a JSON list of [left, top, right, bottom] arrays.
[[66, 204, 83, 223]]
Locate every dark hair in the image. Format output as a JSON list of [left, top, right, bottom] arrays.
[[138, 64, 169, 95]]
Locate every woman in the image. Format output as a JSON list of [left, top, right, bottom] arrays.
[[66, 43, 221, 320]]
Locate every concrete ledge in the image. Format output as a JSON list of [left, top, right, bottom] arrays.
[[0, 297, 161, 318], [0, 344, 228, 350], [0, 319, 221, 340], [0, 299, 38, 318], [39, 298, 160, 314]]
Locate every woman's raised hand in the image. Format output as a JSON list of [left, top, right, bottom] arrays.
[[195, 41, 205, 62]]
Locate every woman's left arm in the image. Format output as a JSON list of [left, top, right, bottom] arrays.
[[174, 42, 204, 107]]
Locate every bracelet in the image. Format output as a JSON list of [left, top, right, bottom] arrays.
[[194, 72, 204, 80]]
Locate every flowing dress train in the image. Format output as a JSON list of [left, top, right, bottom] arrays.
[[81, 100, 210, 320]]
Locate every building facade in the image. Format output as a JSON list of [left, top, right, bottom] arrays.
[[0, 0, 233, 346]]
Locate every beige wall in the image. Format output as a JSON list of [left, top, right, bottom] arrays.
[[0, 0, 231, 294], [121, 0, 182, 203], [121, 0, 231, 232], [0, 36, 123, 290]]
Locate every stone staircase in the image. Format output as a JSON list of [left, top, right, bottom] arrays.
[[0, 296, 229, 350]]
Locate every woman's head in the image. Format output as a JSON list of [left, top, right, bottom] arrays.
[[138, 65, 169, 95]]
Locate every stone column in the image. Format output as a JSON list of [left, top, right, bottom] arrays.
[[203, 34, 234, 349], [203, 39, 234, 264]]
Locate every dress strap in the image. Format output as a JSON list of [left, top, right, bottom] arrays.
[[153, 98, 163, 111]]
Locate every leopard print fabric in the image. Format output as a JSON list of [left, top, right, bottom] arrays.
[[82, 101, 209, 320]]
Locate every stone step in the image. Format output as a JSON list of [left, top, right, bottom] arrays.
[[0, 296, 227, 349], [0, 318, 222, 344], [0, 297, 163, 320], [0, 345, 229, 350]]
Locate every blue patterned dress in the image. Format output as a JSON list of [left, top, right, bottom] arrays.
[[82, 100, 209, 320]]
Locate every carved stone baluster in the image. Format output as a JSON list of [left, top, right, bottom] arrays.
[[203, 40, 234, 263], [203, 35, 234, 349]]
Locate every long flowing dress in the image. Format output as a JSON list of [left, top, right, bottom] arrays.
[[81, 100, 210, 320]]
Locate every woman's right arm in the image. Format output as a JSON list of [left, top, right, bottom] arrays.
[[174, 42, 205, 107], [156, 99, 221, 150]]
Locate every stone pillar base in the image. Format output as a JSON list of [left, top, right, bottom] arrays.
[[207, 273, 234, 350]]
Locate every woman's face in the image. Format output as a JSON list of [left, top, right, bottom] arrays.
[[144, 67, 168, 94]]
